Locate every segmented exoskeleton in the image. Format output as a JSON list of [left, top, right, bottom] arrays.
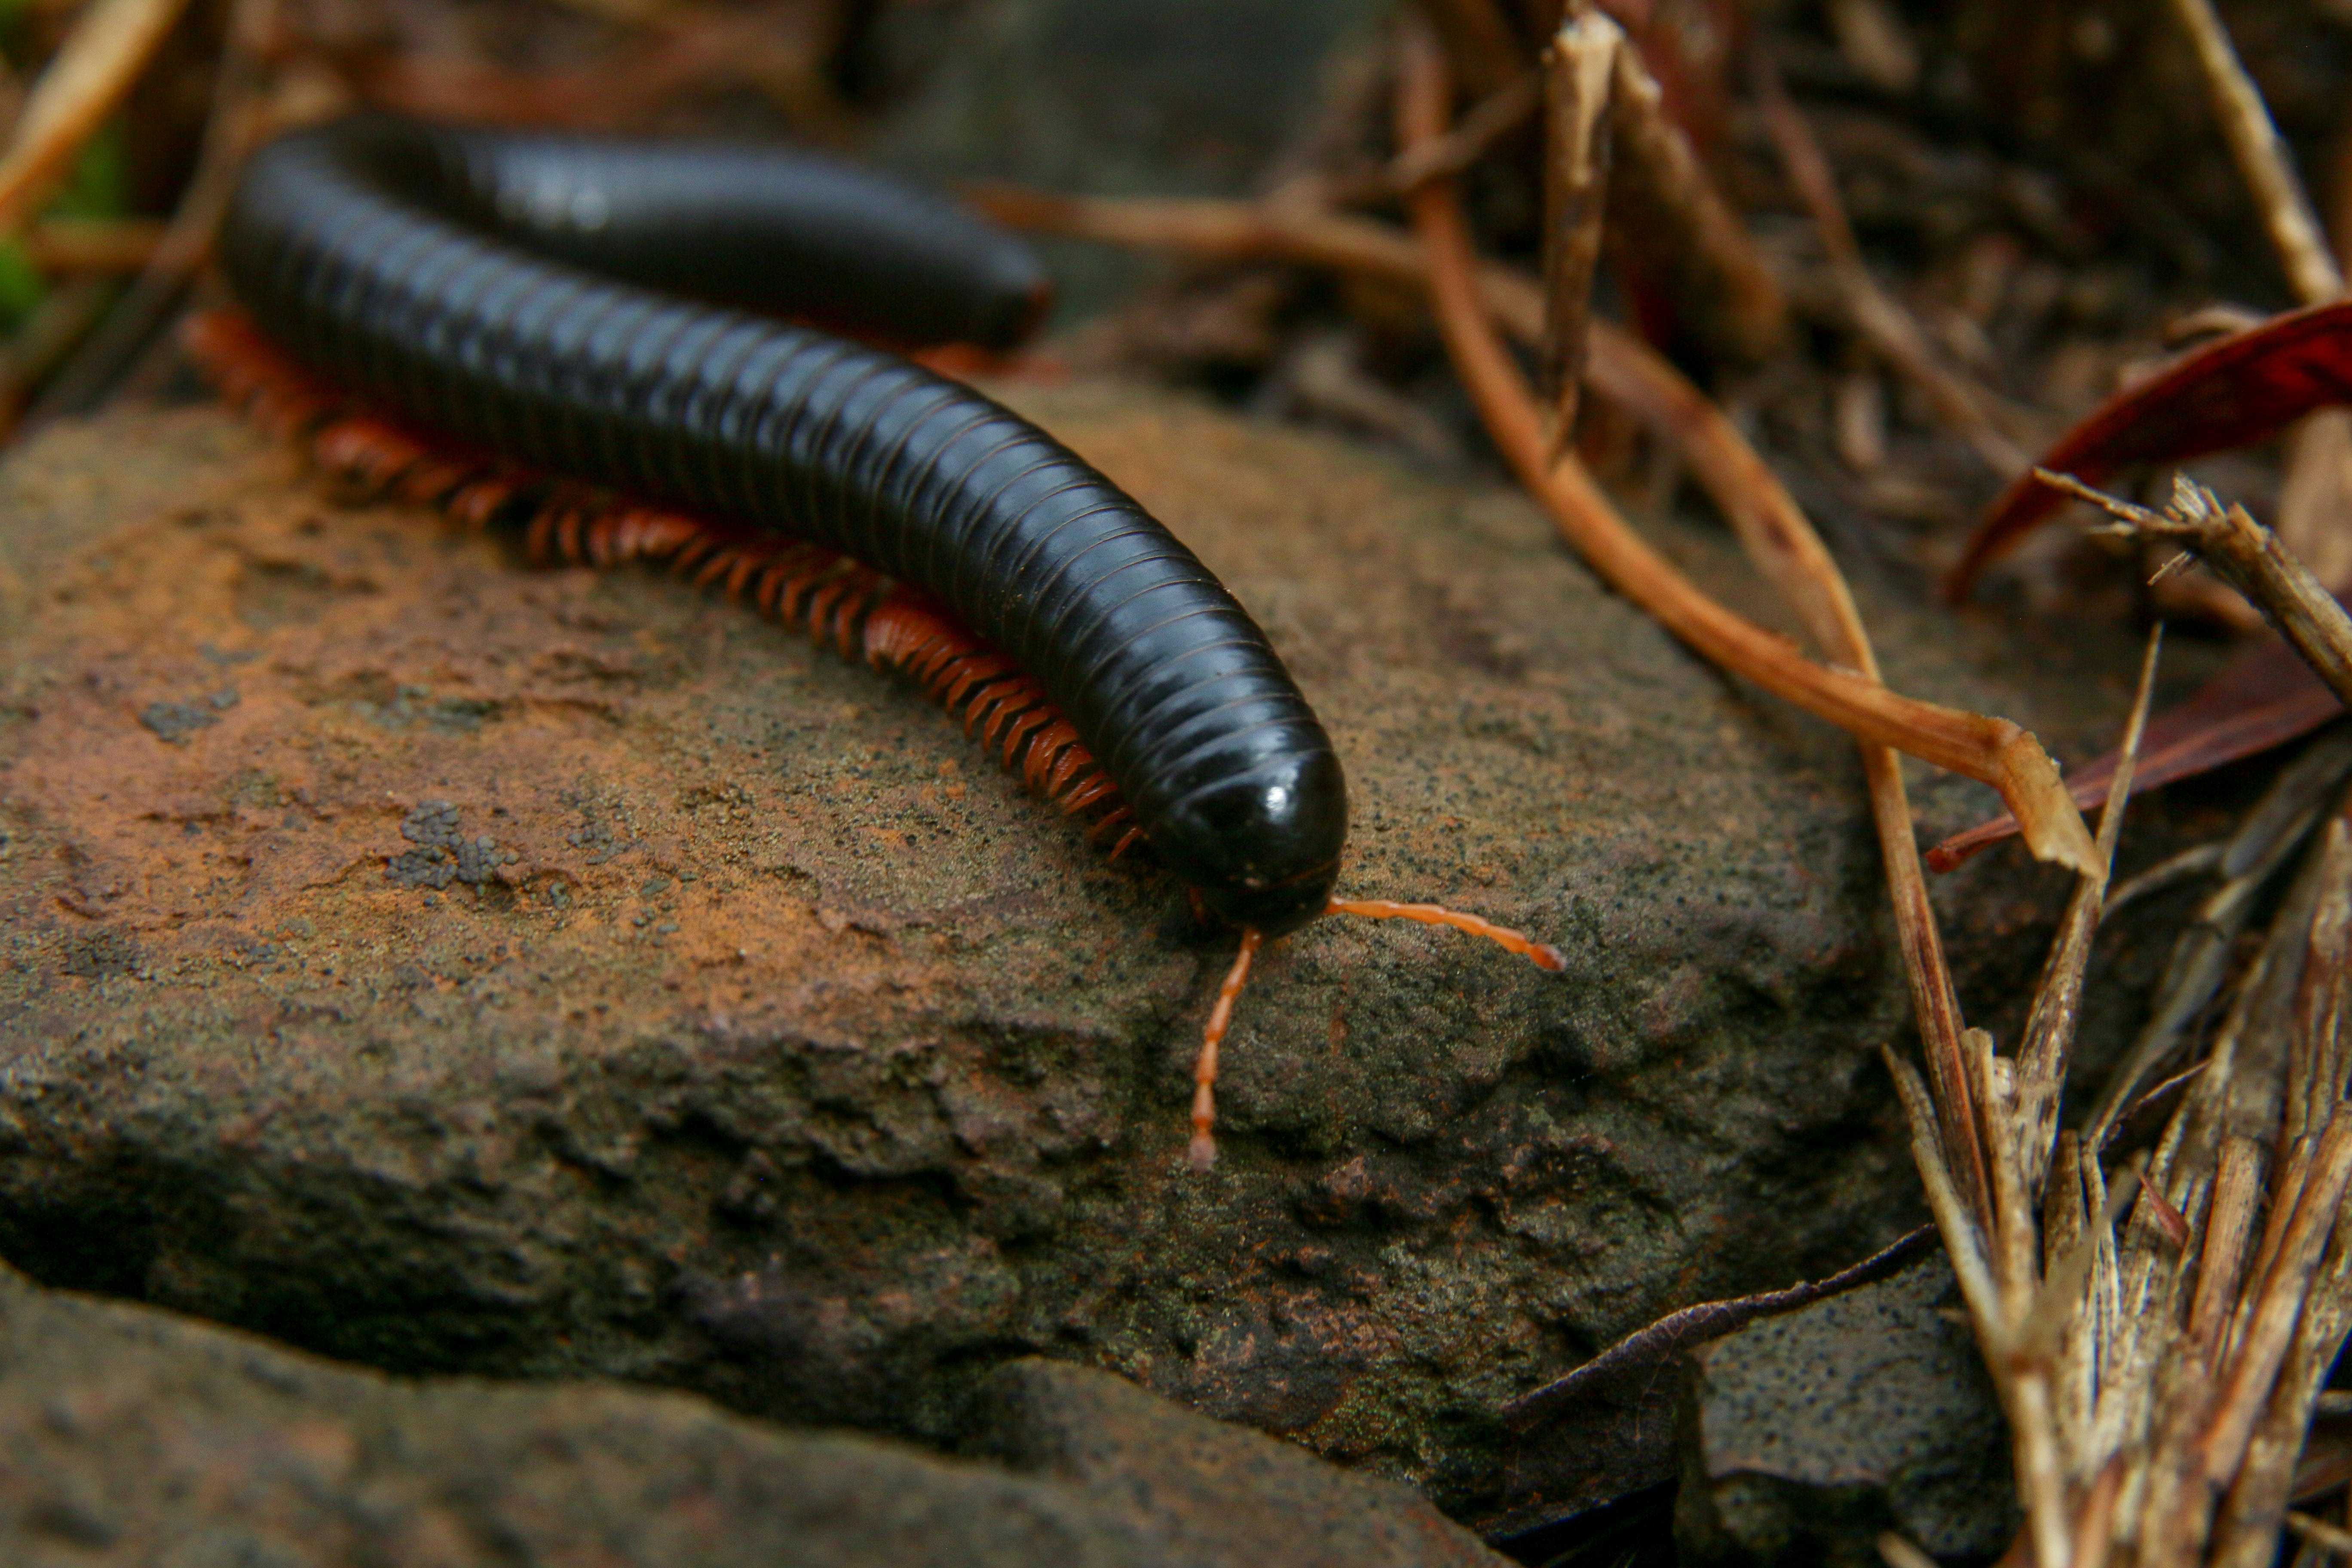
[[204, 116, 1557, 1168]]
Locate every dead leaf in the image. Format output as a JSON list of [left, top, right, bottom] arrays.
[[1928, 637, 2345, 870], [1948, 300, 2352, 597]]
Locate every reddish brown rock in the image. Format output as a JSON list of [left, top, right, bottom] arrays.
[[0, 383, 2135, 1518]]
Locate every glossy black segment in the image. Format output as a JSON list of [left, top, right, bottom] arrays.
[[219, 116, 1347, 935]]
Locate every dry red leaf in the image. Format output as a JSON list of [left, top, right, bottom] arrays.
[[1948, 299, 2352, 597], [1928, 637, 2344, 869]]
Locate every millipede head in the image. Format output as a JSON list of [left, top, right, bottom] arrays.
[[1148, 743, 1347, 940]]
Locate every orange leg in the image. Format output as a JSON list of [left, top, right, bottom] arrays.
[[1189, 928, 1262, 1173], [193, 306, 1580, 1174]]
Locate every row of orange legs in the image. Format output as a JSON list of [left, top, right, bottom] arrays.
[[188, 307, 1563, 1173], [187, 309, 1139, 852]]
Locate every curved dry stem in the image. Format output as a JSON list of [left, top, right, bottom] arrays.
[[1389, 49, 2093, 876], [0, 0, 194, 236]]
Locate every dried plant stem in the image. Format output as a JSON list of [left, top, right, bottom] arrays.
[[966, 186, 1476, 304], [1409, 47, 2075, 1563], [2085, 734, 2352, 1144], [1878, 1533, 1941, 1568], [0, 275, 113, 428], [2163, 0, 2352, 599], [2165, 0, 2343, 305], [1537, 9, 1618, 450], [2042, 472, 2352, 712], [1605, 32, 1786, 366], [2192, 1118, 2352, 1536], [1384, 70, 1538, 195], [2092, 815, 2352, 1566], [2188, 1139, 2266, 1360], [1883, 1044, 2003, 1331], [2287, 1512, 2352, 1556], [30, 0, 275, 424], [1752, 54, 2029, 477], [1387, 40, 2097, 877], [2286, 823, 2352, 1147], [2215, 1209, 2352, 1564], [1411, 0, 1525, 98], [2014, 628, 2164, 1197], [21, 217, 166, 273], [0, 0, 195, 236], [2275, 414, 2352, 601]]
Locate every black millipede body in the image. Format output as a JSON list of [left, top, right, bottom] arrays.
[[217, 116, 1347, 937]]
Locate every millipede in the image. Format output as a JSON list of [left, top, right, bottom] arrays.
[[196, 114, 1564, 1170]]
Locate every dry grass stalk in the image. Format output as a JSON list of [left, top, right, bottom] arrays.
[[20, 216, 166, 273], [1603, 30, 1787, 366], [2208, 827, 2352, 1564], [1383, 70, 1538, 195], [1386, 38, 2098, 876], [1877, 1531, 1941, 1568], [2164, 0, 2342, 305], [1537, 8, 1617, 452], [2013, 628, 2164, 1196], [2278, 413, 2352, 603], [20, 0, 274, 427], [1400, 36, 2146, 1335], [1403, 46, 2102, 1537], [0, 0, 196, 236], [2086, 730, 2352, 1143], [2287, 1510, 2352, 1556], [965, 182, 1570, 362], [0, 275, 113, 427], [1380, 22, 2352, 1562], [1872, 626, 2158, 1568], [2074, 813, 2352, 1567], [1410, 0, 1525, 98], [1751, 54, 2030, 478], [2162, 0, 2352, 605], [1825, 0, 1918, 93], [2040, 472, 2352, 711]]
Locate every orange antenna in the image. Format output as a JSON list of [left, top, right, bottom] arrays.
[[1326, 897, 1567, 971], [1183, 898, 1563, 1172]]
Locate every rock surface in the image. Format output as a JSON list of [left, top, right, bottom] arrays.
[[1674, 1253, 2017, 1565], [0, 383, 2132, 1518], [0, 1260, 1505, 1566]]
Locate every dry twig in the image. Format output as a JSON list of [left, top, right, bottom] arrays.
[[29, 0, 275, 422], [21, 216, 166, 273], [1382, 70, 1538, 195], [1390, 34, 2095, 876], [0, 0, 195, 237], [2165, 0, 2342, 305], [2041, 471, 2352, 712], [2163, 0, 2352, 602], [1751, 53, 2030, 477], [1604, 29, 1786, 366], [1537, 8, 1617, 450], [1402, 8, 2021, 1296]]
